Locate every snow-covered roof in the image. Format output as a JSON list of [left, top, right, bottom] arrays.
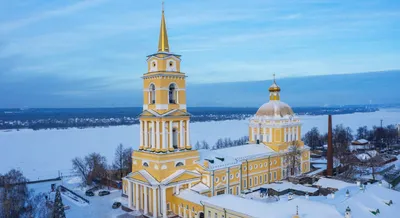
[[352, 139, 369, 145], [203, 194, 342, 218], [309, 184, 400, 218], [198, 144, 279, 170], [314, 177, 356, 190], [197, 149, 242, 170], [258, 181, 318, 193], [175, 190, 209, 205], [190, 182, 210, 193]]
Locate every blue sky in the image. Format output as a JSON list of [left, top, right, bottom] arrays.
[[0, 0, 399, 107]]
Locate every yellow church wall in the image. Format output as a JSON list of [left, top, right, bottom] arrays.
[[147, 57, 182, 73], [132, 150, 199, 181], [171, 195, 203, 218], [204, 204, 249, 218]]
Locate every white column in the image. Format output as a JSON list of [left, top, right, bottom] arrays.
[[176, 184, 180, 194], [186, 120, 190, 147], [263, 127, 267, 142], [135, 183, 139, 210], [184, 208, 187, 218], [189, 209, 192, 218], [152, 188, 157, 218], [162, 187, 167, 218], [169, 121, 173, 149], [140, 185, 144, 210], [188, 183, 192, 189], [284, 128, 286, 142], [177, 90, 179, 104], [162, 121, 166, 150], [156, 121, 160, 151], [151, 121, 155, 149], [140, 121, 143, 147], [179, 120, 183, 149], [128, 181, 133, 208], [269, 128, 273, 142], [144, 186, 148, 215], [144, 121, 148, 148], [251, 127, 254, 141]]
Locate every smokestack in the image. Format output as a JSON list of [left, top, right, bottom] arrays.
[[327, 115, 334, 176]]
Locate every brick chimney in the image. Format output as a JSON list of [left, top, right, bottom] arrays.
[[327, 115, 334, 176]]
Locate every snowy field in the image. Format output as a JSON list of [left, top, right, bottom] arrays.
[[1, 108, 400, 180]]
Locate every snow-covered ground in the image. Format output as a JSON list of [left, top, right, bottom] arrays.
[[1, 108, 400, 180], [28, 177, 127, 218]]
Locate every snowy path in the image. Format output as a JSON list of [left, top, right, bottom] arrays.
[[1, 108, 400, 180]]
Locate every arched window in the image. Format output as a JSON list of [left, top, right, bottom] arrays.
[[175, 162, 184, 167], [169, 84, 177, 104], [143, 162, 149, 167], [149, 84, 156, 104]]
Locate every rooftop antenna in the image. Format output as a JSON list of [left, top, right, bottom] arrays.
[[273, 73, 276, 83], [162, 0, 165, 12]]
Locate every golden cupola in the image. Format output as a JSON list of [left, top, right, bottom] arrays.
[[255, 75, 294, 117]]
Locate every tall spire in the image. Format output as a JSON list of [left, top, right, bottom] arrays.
[[158, 0, 170, 52]]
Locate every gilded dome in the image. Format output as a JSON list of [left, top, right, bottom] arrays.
[[255, 100, 294, 117], [268, 82, 281, 92]]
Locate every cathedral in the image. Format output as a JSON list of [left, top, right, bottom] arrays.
[[123, 4, 310, 218]]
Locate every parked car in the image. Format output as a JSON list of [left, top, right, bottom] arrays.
[[112, 202, 121, 209], [85, 190, 94, 197], [98, 190, 110, 196]]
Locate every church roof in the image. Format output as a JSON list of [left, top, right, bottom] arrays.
[[198, 144, 277, 170], [255, 100, 294, 117]]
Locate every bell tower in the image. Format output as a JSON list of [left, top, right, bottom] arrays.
[[139, 2, 191, 153]]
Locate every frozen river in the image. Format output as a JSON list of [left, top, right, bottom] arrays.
[[1, 108, 400, 180]]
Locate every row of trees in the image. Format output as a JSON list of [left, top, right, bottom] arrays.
[[194, 136, 250, 150], [72, 144, 133, 186], [303, 124, 399, 151]]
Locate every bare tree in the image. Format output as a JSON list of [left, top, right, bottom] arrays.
[[303, 127, 323, 150], [72, 153, 107, 185], [201, 140, 210, 149], [113, 144, 125, 179], [72, 157, 90, 185], [284, 141, 302, 177], [194, 141, 201, 150], [123, 147, 133, 174], [0, 169, 29, 218]]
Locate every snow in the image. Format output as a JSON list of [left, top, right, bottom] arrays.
[[175, 189, 209, 204], [203, 194, 342, 218], [315, 177, 357, 190], [309, 184, 400, 218], [28, 178, 128, 218], [190, 182, 209, 193], [258, 181, 318, 193], [353, 139, 369, 144], [2, 108, 400, 180]]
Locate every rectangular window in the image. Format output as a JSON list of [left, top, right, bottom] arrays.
[[217, 190, 225, 195], [264, 174, 267, 182], [274, 171, 277, 180], [244, 180, 247, 188], [208, 211, 211, 218], [260, 175, 263, 184], [269, 172, 272, 181], [249, 178, 252, 187], [236, 186, 239, 195], [254, 176, 258, 185]]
